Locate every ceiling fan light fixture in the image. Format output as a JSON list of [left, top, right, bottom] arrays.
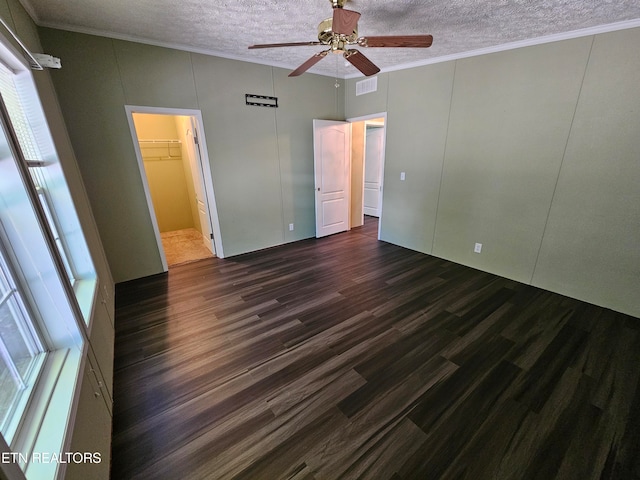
[[331, 38, 348, 53]]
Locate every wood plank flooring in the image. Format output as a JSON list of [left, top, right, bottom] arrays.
[[112, 217, 640, 479]]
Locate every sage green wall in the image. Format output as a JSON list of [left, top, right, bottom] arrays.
[[345, 72, 389, 119], [381, 63, 454, 253], [345, 30, 640, 318], [192, 55, 283, 255], [434, 38, 591, 283], [273, 68, 344, 242], [531, 28, 640, 315], [39, 28, 343, 282]]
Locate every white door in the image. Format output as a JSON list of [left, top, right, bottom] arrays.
[[186, 117, 215, 255], [363, 126, 384, 217], [313, 119, 351, 238]]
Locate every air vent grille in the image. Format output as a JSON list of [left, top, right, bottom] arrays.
[[355, 76, 377, 96]]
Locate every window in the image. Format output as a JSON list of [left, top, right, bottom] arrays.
[[0, 30, 95, 480], [0, 59, 96, 323], [0, 246, 45, 437]]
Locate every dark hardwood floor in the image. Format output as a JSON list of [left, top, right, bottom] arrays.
[[112, 216, 640, 479]]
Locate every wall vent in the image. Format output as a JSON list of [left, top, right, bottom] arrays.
[[355, 76, 377, 96]]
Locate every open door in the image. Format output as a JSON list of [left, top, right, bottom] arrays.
[[185, 117, 215, 255], [363, 124, 384, 217], [313, 119, 351, 238]]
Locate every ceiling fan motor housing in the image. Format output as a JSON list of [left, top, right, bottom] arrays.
[[318, 18, 358, 49]]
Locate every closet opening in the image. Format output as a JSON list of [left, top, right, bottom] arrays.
[[126, 106, 223, 269]]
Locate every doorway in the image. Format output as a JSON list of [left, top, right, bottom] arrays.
[[347, 113, 387, 239], [126, 106, 223, 270]]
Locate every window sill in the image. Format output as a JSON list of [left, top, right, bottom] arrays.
[[73, 277, 97, 326], [11, 347, 83, 480]]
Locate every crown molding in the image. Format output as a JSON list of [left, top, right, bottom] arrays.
[[35, 21, 340, 77], [345, 18, 640, 79], [31, 17, 640, 79]]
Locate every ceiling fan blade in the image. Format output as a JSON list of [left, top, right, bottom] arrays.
[[358, 35, 433, 48], [249, 41, 322, 49], [332, 8, 361, 35], [343, 49, 380, 76], [289, 51, 329, 77]]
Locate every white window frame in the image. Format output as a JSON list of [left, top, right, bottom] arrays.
[[34, 186, 77, 285], [0, 248, 47, 437], [0, 28, 94, 480]]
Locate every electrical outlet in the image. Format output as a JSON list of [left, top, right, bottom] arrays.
[[474, 243, 482, 253], [400, 172, 406, 181], [289, 223, 294, 231]]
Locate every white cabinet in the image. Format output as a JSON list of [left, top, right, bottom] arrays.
[[65, 282, 114, 480], [88, 289, 114, 400], [64, 356, 112, 480]]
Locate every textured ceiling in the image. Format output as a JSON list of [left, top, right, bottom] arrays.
[[19, 0, 640, 78]]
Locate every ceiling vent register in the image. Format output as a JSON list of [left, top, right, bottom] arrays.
[[356, 76, 377, 96]]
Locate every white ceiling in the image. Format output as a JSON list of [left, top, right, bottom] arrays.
[[19, 0, 640, 78]]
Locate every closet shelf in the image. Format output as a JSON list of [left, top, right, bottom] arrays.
[[138, 140, 182, 159]]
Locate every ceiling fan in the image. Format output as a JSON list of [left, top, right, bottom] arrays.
[[248, 0, 433, 77]]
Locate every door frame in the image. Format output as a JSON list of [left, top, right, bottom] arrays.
[[125, 105, 224, 271], [347, 112, 387, 240]]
